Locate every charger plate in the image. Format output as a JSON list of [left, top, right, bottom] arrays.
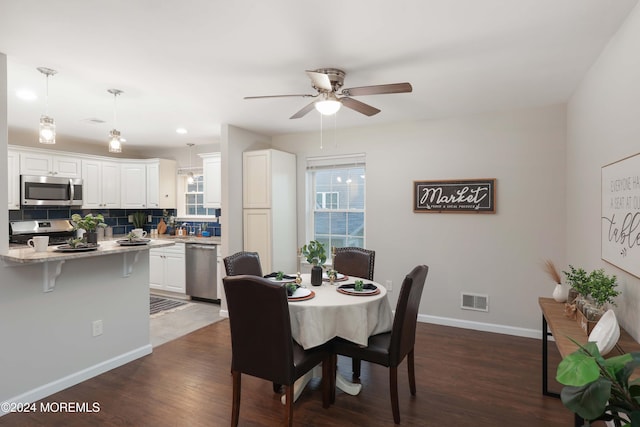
[[288, 288, 315, 301]]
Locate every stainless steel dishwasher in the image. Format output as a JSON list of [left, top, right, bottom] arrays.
[[185, 244, 218, 301]]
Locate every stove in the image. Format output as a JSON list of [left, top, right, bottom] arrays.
[[9, 219, 75, 245]]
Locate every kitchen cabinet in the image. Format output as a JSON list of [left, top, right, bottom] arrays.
[[20, 151, 82, 178], [120, 163, 147, 208], [146, 159, 176, 209], [8, 149, 20, 210], [82, 159, 121, 209], [242, 149, 296, 273], [149, 243, 186, 293], [201, 152, 221, 208]]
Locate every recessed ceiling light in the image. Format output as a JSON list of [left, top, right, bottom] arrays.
[[176, 128, 188, 134], [16, 89, 37, 101]]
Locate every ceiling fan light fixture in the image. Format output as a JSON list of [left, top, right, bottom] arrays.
[[315, 93, 341, 116]]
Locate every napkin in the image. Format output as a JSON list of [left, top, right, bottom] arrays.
[[264, 272, 296, 280], [339, 283, 377, 291], [285, 284, 300, 296]]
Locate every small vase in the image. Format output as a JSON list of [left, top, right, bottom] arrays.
[[552, 283, 567, 302], [85, 231, 98, 245], [311, 266, 323, 286]]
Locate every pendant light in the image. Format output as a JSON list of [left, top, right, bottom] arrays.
[[107, 89, 123, 153], [37, 67, 57, 144], [186, 143, 195, 184]]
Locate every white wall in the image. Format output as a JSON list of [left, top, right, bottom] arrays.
[[1, 53, 7, 254], [272, 104, 566, 335], [567, 2, 640, 340]]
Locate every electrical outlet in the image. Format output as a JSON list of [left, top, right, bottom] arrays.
[[92, 320, 103, 337], [148, 215, 153, 223], [127, 215, 133, 223], [385, 280, 393, 291]]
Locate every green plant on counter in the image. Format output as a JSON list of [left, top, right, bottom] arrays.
[[563, 265, 590, 296], [132, 212, 147, 228], [556, 340, 640, 425], [301, 240, 327, 267], [66, 237, 86, 248], [71, 213, 107, 232], [588, 268, 620, 308]]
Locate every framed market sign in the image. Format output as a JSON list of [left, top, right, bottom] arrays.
[[413, 178, 496, 213], [601, 153, 640, 278]]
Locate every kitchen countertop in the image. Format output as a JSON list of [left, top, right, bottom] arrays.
[[152, 234, 221, 245], [1, 239, 175, 264]]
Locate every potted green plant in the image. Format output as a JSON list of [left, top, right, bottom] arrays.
[[301, 240, 326, 286], [588, 268, 620, 309], [71, 213, 107, 244], [556, 341, 640, 425], [132, 211, 147, 229]]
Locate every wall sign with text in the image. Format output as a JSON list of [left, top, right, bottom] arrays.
[[413, 179, 496, 213], [602, 153, 640, 278]]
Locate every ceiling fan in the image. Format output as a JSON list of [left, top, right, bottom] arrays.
[[244, 68, 412, 119]]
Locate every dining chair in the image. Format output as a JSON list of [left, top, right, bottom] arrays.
[[223, 275, 332, 426], [332, 246, 376, 377], [223, 251, 263, 276], [332, 264, 429, 424], [332, 247, 376, 281]]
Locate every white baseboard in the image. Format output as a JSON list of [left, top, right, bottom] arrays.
[[418, 314, 541, 339], [219, 309, 229, 318], [1, 344, 152, 416]]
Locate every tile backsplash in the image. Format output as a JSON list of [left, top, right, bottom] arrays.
[[10, 207, 222, 237]]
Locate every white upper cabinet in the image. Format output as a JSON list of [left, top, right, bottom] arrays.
[[82, 159, 121, 209], [243, 149, 272, 208], [120, 163, 147, 208], [147, 159, 176, 209], [20, 151, 81, 178], [8, 149, 20, 210], [201, 152, 221, 208]]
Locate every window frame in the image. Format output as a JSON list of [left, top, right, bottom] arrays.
[[306, 154, 366, 262], [176, 174, 218, 220]]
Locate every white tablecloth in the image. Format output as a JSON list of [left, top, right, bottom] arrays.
[[288, 275, 393, 350]]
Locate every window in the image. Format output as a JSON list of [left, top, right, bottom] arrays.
[[180, 175, 217, 217], [307, 154, 366, 257]]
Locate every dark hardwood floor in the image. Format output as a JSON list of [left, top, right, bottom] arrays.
[[2, 321, 579, 426]]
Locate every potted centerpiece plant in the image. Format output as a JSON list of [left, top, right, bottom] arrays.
[[563, 265, 620, 334], [556, 341, 640, 425], [132, 211, 147, 229], [71, 213, 107, 244], [301, 240, 327, 286]]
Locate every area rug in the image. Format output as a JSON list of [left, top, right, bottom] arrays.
[[150, 295, 192, 317]]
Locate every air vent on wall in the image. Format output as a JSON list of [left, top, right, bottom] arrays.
[[461, 293, 489, 312]]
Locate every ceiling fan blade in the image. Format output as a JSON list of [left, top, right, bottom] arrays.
[[290, 101, 317, 119], [305, 70, 333, 92], [341, 82, 412, 97], [244, 94, 313, 100], [340, 97, 381, 116]]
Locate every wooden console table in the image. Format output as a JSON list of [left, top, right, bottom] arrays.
[[539, 297, 640, 426]]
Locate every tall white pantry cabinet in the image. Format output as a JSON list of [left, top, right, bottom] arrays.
[[243, 149, 297, 274]]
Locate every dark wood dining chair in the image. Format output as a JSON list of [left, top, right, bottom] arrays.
[[332, 265, 429, 424], [332, 246, 376, 377], [333, 247, 376, 280], [223, 275, 332, 426], [223, 251, 263, 276]]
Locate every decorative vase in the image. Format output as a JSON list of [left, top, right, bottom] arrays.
[[311, 265, 323, 286], [552, 283, 567, 302], [85, 231, 98, 245]]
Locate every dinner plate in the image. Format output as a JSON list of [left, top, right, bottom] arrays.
[[116, 239, 151, 246], [588, 309, 620, 356], [288, 289, 315, 301], [337, 283, 380, 296], [323, 273, 348, 281], [267, 276, 297, 283], [55, 244, 99, 252]]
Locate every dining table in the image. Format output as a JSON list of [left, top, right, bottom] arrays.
[[268, 272, 394, 403]]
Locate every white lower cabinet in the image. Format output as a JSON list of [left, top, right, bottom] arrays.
[[150, 243, 185, 293]]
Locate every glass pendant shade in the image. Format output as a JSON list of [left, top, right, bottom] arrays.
[[315, 93, 341, 116], [39, 115, 56, 144], [187, 172, 195, 184], [108, 129, 122, 153]]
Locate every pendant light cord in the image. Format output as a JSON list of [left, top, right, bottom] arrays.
[[44, 74, 49, 115]]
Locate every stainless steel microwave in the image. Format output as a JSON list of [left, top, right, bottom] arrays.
[[21, 175, 83, 206]]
